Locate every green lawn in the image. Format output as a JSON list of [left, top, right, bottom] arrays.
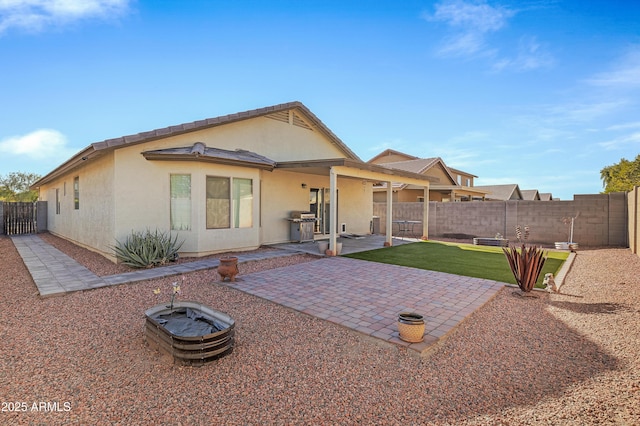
[[343, 240, 569, 287]]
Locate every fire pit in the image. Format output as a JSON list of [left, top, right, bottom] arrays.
[[144, 301, 235, 366]]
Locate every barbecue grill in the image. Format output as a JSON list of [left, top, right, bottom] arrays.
[[287, 211, 316, 242]]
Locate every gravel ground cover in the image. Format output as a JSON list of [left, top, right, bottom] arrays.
[[37, 232, 286, 277], [1, 235, 638, 425]]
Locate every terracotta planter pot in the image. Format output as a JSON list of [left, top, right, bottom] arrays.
[[218, 256, 239, 282]]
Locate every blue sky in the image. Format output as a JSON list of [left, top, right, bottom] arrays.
[[1, 0, 639, 200]]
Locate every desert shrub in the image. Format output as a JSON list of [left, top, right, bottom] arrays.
[[113, 229, 184, 268]]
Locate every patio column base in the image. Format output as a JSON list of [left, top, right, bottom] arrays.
[[383, 242, 392, 247]]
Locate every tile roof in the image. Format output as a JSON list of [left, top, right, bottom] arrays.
[[520, 189, 541, 200], [378, 157, 457, 187], [32, 101, 359, 187], [473, 184, 522, 200], [366, 149, 419, 163]]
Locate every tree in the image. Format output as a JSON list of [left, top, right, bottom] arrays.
[[0, 172, 41, 202], [600, 154, 640, 193]]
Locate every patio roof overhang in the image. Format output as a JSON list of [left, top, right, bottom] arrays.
[[278, 158, 432, 254], [276, 158, 437, 186]]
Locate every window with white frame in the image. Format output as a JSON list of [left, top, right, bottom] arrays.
[[206, 176, 253, 229], [170, 174, 191, 230], [233, 178, 253, 228]]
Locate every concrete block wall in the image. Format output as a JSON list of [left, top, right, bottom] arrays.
[[629, 187, 639, 255], [373, 192, 629, 248]]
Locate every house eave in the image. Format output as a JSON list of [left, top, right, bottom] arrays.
[[142, 152, 276, 171], [277, 158, 437, 184], [30, 146, 101, 189], [30, 101, 358, 188]]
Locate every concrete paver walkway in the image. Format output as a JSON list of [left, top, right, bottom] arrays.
[[11, 234, 506, 355], [11, 234, 300, 297]]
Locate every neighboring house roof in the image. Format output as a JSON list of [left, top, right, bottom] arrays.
[[447, 167, 478, 179], [367, 149, 418, 164], [368, 149, 479, 186], [521, 189, 541, 200], [376, 157, 457, 186], [474, 184, 523, 200], [142, 142, 277, 170], [539, 192, 553, 201], [32, 101, 360, 188]]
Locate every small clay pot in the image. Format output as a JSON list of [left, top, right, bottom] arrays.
[[218, 256, 239, 282]]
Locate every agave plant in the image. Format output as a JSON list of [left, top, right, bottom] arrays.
[[503, 244, 547, 293], [113, 229, 184, 268]]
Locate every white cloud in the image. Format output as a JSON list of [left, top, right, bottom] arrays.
[[437, 32, 495, 58], [428, 0, 514, 33], [492, 36, 553, 72], [425, 0, 553, 71], [0, 129, 76, 160], [546, 100, 628, 124], [598, 132, 640, 150], [586, 45, 640, 89], [0, 0, 131, 34], [425, 0, 515, 58], [606, 121, 640, 131]]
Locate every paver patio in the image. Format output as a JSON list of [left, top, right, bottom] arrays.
[[227, 256, 504, 354], [11, 234, 505, 355]]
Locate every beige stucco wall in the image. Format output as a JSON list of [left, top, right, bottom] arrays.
[[374, 188, 437, 202], [260, 170, 374, 243], [38, 113, 375, 260], [137, 116, 348, 162], [110, 116, 349, 256], [38, 153, 116, 258], [113, 147, 263, 257], [334, 176, 374, 235], [428, 164, 455, 185]]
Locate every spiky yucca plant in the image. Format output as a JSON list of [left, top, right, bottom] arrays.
[[503, 244, 547, 293], [113, 229, 184, 268]]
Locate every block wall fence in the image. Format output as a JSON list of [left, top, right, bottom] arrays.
[[373, 192, 630, 248], [629, 186, 639, 255]]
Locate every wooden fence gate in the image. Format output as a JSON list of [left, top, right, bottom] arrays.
[[2, 202, 38, 235]]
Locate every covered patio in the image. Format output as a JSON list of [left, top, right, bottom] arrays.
[[277, 158, 435, 254]]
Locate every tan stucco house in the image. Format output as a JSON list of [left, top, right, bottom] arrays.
[[32, 102, 433, 262], [367, 149, 487, 202]]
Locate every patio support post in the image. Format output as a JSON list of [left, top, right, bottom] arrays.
[[423, 186, 429, 239], [385, 181, 393, 246], [329, 167, 338, 255]]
